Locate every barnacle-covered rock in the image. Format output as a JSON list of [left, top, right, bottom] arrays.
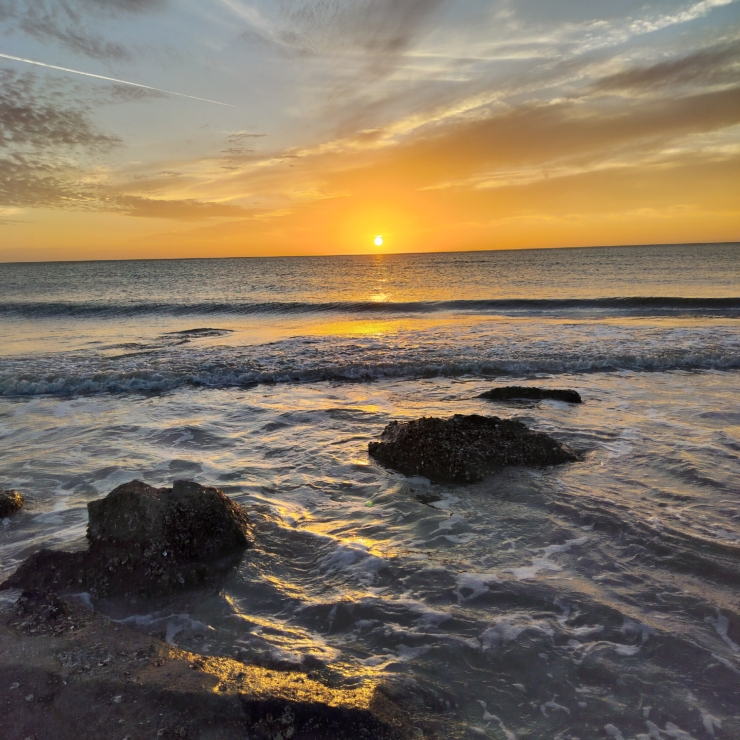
[[1, 480, 252, 598], [369, 414, 579, 484]]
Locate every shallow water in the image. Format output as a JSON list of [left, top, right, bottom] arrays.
[[1, 245, 739, 739]]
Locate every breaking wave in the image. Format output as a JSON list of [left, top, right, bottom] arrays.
[[2, 296, 740, 319], [2, 347, 738, 397]]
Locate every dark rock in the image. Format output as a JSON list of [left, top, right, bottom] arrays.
[[0, 594, 414, 740], [369, 414, 579, 484], [87, 479, 252, 561], [0, 550, 87, 595], [1, 480, 253, 598], [242, 697, 410, 740], [0, 489, 24, 518], [478, 385, 582, 403], [15, 590, 67, 623]]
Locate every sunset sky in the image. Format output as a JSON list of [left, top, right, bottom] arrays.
[[1, 0, 739, 261]]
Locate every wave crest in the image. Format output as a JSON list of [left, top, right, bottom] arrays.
[[2, 296, 740, 319]]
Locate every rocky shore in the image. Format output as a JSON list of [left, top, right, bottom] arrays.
[[2, 406, 582, 738], [0, 590, 410, 740], [0, 480, 414, 739]]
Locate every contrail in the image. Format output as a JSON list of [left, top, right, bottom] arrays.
[[0, 52, 235, 107]]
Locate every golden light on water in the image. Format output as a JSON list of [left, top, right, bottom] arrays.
[[374, 235, 384, 247]]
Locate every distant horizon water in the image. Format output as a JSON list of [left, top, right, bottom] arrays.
[[2, 239, 739, 265]]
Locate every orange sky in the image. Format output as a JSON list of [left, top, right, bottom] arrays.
[[1, 0, 739, 261]]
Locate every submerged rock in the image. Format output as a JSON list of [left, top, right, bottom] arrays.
[[478, 386, 582, 403], [368, 414, 579, 483], [1, 480, 253, 598], [0, 489, 24, 518], [0, 591, 413, 740]]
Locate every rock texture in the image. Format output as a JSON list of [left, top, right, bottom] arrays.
[[0, 490, 24, 518], [87, 479, 251, 561], [0, 591, 412, 740], [369, 414, 579, 483], [478, 386, 582, 403], [1, 480, 253, 598]]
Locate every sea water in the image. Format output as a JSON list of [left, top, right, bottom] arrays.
[[1, 243, 739, 739]]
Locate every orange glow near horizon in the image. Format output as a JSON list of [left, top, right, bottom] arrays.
[[1, 2, 739, 264]]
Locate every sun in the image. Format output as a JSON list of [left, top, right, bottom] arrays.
[[374, 235, 384, 247]]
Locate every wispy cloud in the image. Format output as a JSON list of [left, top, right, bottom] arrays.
[[106, 194, 250, 220], [0, 68, 244, 219], [595, 40, 740, 92], [0, 67, 117, 209], [220, 131, 266, 170], [227, 0, 447, 76], [629, 0, 736, 34]]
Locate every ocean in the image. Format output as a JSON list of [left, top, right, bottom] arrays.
[[1, 243, 739, 739]]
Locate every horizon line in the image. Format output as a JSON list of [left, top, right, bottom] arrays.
[[1, 240, 739, 266]]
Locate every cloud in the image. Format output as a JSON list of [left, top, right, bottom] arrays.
[[105, 194, 250, 220], [230, 0, 446, 74], [595, 41, 740, 92], [0, 68, 120, 151], [0, 68, 247, 217], [102, 83, 167, 104], [220, 130, 266, 170], [225, 82, 740, 215], [628, 0, 736, 35], [0, 0, 165, 60], [0, 153, 97, 208], [0, 68, 116, 209], [276, 0, 445, 54]]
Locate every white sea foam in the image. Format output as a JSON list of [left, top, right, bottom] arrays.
[[454, 572, 502, 603], [113, 613, 212, 645], [479, 616, 554, 650], [541, 696, 570, 717], [478, 702, 518, 739], [318, 541, 388, 586], [622, 618, 658, 644], [508, 537, 588, 581], [705, 610, 740, 653], [605, 725, 625, 740]]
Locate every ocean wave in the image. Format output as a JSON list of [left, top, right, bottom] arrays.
[[2, 352, 739, 397], [2, 296, 740, 319]]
